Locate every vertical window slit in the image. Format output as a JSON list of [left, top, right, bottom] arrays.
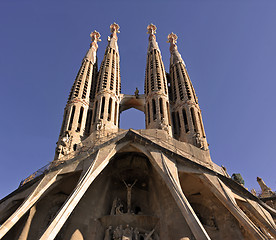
[[190, 108, 198, 132], [114, 102, 118, 125], [68, 106, 75, 131], [85, 109, 92, 135], [152, 99, 156, 120], [100, 97, 105, 119], [166, 102, 171, 126], [108, 98, 112, 121], [77, 107, 84, 132], [182, 108, 189, 133], [147, 102, 151, 124], [93, 101, 98, 124], [159, 98, 164, 119]]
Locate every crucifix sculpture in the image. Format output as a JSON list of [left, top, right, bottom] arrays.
[[123, 179, 137, 213]]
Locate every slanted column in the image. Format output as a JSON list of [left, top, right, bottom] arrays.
[[144, 24, 172, 136], [54, 31, 101, 160], [168, 33, 208, 150], [91, 23, 121, 135]]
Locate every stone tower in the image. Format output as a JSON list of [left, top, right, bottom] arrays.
[[168, 32, 208, 150], [145, 24, 172, 135], [91, 23, 121, 135], [0, 24, 275, 240], [55, 31, 101, 160]]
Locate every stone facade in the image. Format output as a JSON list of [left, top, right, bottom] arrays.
[[0, 24, 275, 240]]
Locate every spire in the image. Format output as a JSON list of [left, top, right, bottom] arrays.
[[84, 30, 101, 63], [167, 32, 186, 66], [54, 30, 101, 160], [91, 23, 121, 135], [167, 33, 208, 150], [147, 23, 159, 52], [144, 24, 172, 135]]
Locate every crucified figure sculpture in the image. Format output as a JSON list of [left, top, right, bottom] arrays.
[[123, 179, 137, 213]]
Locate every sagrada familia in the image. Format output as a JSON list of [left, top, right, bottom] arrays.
[[0, 23, 275, 240]]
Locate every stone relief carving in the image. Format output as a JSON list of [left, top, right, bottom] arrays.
[[103, 225, 158, 240]]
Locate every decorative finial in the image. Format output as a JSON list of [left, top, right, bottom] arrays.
[[90, 30, 101, 42], [110, 23, 120, 34], [147, 24, 157, 35], [167, 32, 178, 44]]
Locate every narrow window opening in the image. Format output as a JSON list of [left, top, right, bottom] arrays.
[[147, 102, 150, 124], [76, 107, 84, 132], [172, 112, 177, 135], [68, 106, 75, 131], [114, 102, 118, 125], [166, 102, 171, 126], [152, 99, 156, 120], [93, 101, 98, 124], [108, 98, 113, 121], [182, 108, 189, 133], [85, 109, 92, 135], [73, 144, 77, 151], [100, 97, 105, 119], [159, 98, 164, 119], [176, 111, 181, 136], [191, 108, 198, 132]]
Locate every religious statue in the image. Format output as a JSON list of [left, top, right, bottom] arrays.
[[123, 180, 137, 213], [194, 133, 203, 148], [104, 226, 112, 240], [122, 225, 133, 240], [134, 88, 139, 98], [96, 119, 103, 131], [113, 225, 123, 240]]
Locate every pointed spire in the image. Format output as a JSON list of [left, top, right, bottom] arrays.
[[167, 33, 185, 66], [108, 23, 120, 52], [84, 30, 101, 63], [147, 24, 159, 52]]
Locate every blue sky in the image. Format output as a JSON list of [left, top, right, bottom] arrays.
[[0, 1, 275, 199]]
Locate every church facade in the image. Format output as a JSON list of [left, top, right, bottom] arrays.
[[0, 24, 275, 240]]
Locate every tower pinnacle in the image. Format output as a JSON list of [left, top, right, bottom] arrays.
[[144, 24, 172, 135], [167, 32, 185, 66], [54, 30, 100, 160], [168, 34, 207, 149]]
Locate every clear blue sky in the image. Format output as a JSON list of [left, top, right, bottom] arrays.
[[0, 1, 275, 199]]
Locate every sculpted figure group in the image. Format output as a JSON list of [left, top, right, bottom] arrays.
[[104, 225, 158, 240]]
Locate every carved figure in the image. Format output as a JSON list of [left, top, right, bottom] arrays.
[[115, 202, 124, 215], [123, 180, 137, 213], [194, 133, 203, 148], [133, 228, 139, 240], [135, 88, 139, 98], [104, 226, 112, 240], [96, 119, 103, 131], [122, 224, 133, 240], [113, 225, 123, 240]]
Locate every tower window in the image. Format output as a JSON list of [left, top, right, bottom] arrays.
[[93, 101, 98, 124], [77, 107, 84, 132], [147, 102, 150, 124], [176, 111, 181, 135], [159, 98, 164, 119], [114, 102, 118, 125], [108, 98, 113, 121], [182, 108, 189, 133], [166, 102, 171, 126], [100, 97, 105, 119], [68, 106, 75, 131], [85, 109, 92, 135], [152, 99, 156, 120], [190, 107, 198, 132], [172, 112, 177, 135]]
